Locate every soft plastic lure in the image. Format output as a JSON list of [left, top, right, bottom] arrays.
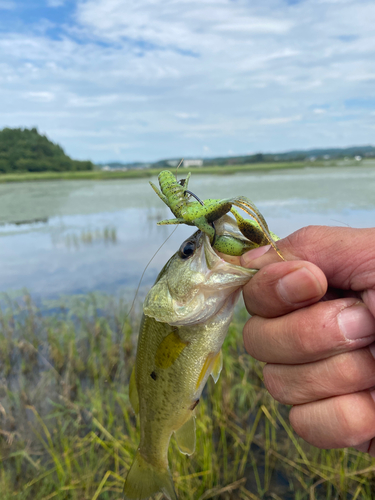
[[150, 170, 283, 258]]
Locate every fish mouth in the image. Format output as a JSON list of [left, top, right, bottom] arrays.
[[143, 231, 256, 327]]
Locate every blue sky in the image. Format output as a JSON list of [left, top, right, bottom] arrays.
[[0, 0, 374, 162]]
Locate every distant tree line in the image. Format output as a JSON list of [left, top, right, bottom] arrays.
[[0, 127, 93, 173], [149, 146, 375, 171]]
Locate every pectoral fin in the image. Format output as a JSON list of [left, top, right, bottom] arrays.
[[174, 416, 196, 455], [211, 349, 223, 383], [196, 350, 222, 392], [129, 367, 139, 415]]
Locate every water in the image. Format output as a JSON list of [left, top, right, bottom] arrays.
[[1, 164, 375, 498], [0, 164, 374, 301]]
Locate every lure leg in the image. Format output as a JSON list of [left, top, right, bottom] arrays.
[[189, 199, 233, 224], [150, 181, 169, 205], [230, 197, 270, 236], [230, 208, 268, 246], [181, 172, 191, 191], [157, 217, 194, 226], [230, 198, 284, 260], [192, 216, 216, 242]]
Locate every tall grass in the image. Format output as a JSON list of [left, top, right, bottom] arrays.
[[0, 294, 374, 499]]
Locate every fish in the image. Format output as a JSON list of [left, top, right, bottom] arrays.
[[124, 218, 257, 500]]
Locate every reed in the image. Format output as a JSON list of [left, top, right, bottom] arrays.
[[0, 293, 374, 499]]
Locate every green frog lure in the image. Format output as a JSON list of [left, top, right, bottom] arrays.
[[150, 170, 283, 258]]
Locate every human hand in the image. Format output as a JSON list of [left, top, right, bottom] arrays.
[[240, 226, 375, 454]]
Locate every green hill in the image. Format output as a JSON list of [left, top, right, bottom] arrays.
[[0, 127, 93, 173]]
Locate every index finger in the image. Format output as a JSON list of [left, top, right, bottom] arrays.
[[242, 226, 375, 291], [241, 225, 375, 318], [242, 258, 327, 318]]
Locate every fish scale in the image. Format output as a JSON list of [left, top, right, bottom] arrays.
[[124, 229, 257, 500]]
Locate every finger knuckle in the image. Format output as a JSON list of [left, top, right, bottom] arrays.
[[263, 365, 290, 403], [289, 304, 344, 360], [332, 351, 371, 389], [285, 226, 331, 260], [264, 365, 324, 405], [288, 406, 312, 442], [242, 317, 260, 357], [290, 314, 323, 357]]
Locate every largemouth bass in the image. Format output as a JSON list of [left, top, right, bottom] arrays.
[[124, 224, 257, 500]]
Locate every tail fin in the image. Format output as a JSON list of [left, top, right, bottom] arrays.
[[123, 450, 177, 500]]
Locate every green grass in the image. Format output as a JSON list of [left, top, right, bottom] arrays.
[[1, 293, 375, 499], [0, 159, 372, 183]]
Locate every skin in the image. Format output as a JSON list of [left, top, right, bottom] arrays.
[[240, 225, 375, 454]]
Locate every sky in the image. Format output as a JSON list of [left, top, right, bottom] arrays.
[[0, 0, 374, 163]]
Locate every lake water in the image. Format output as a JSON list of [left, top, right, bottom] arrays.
[[0, 164, 374, 302]]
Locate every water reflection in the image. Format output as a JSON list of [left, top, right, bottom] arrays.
[[51, 226, 117, 250], [0, 165, 373, 300]]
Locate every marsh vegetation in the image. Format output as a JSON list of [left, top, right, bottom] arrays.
[[1, 166, 375, 498], [1, 294, 375, 500], [0, 159, 374, 184]]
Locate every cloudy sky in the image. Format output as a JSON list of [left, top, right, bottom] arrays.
[[1, 0, 374, 163]]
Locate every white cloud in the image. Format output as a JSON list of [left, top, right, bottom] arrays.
[[0, 1, 15, 9], [258, 115, 302, 125], [48, 128, 116, 138], [0, 0, 374, 161], [213, 18, 293, 34], [175, 112, 199, 120], [67, 94, 121, 108], [24, 91, 55, 103], [75, 0, 294, 51]]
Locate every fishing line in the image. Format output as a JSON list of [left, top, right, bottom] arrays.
[[330, 219, 350, 227], [124, 225, 179, 322], [125, 160, 184, 323], [175, 158, 183, 180]]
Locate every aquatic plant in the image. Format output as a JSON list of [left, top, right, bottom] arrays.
[[0, 293, 374, 499]]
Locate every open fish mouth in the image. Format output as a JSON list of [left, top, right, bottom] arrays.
[[143, 229, 256, 327]]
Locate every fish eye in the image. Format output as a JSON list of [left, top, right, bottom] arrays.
[[178, 239, 196, 259]]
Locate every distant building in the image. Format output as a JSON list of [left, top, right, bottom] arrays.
[[166, 160, 180, 168], [355, 155, 362, 161], [101, 165, 128, 171], [183, 159, 203, 168]]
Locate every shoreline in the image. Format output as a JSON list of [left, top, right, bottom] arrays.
[[0, 159, 370, 183]]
